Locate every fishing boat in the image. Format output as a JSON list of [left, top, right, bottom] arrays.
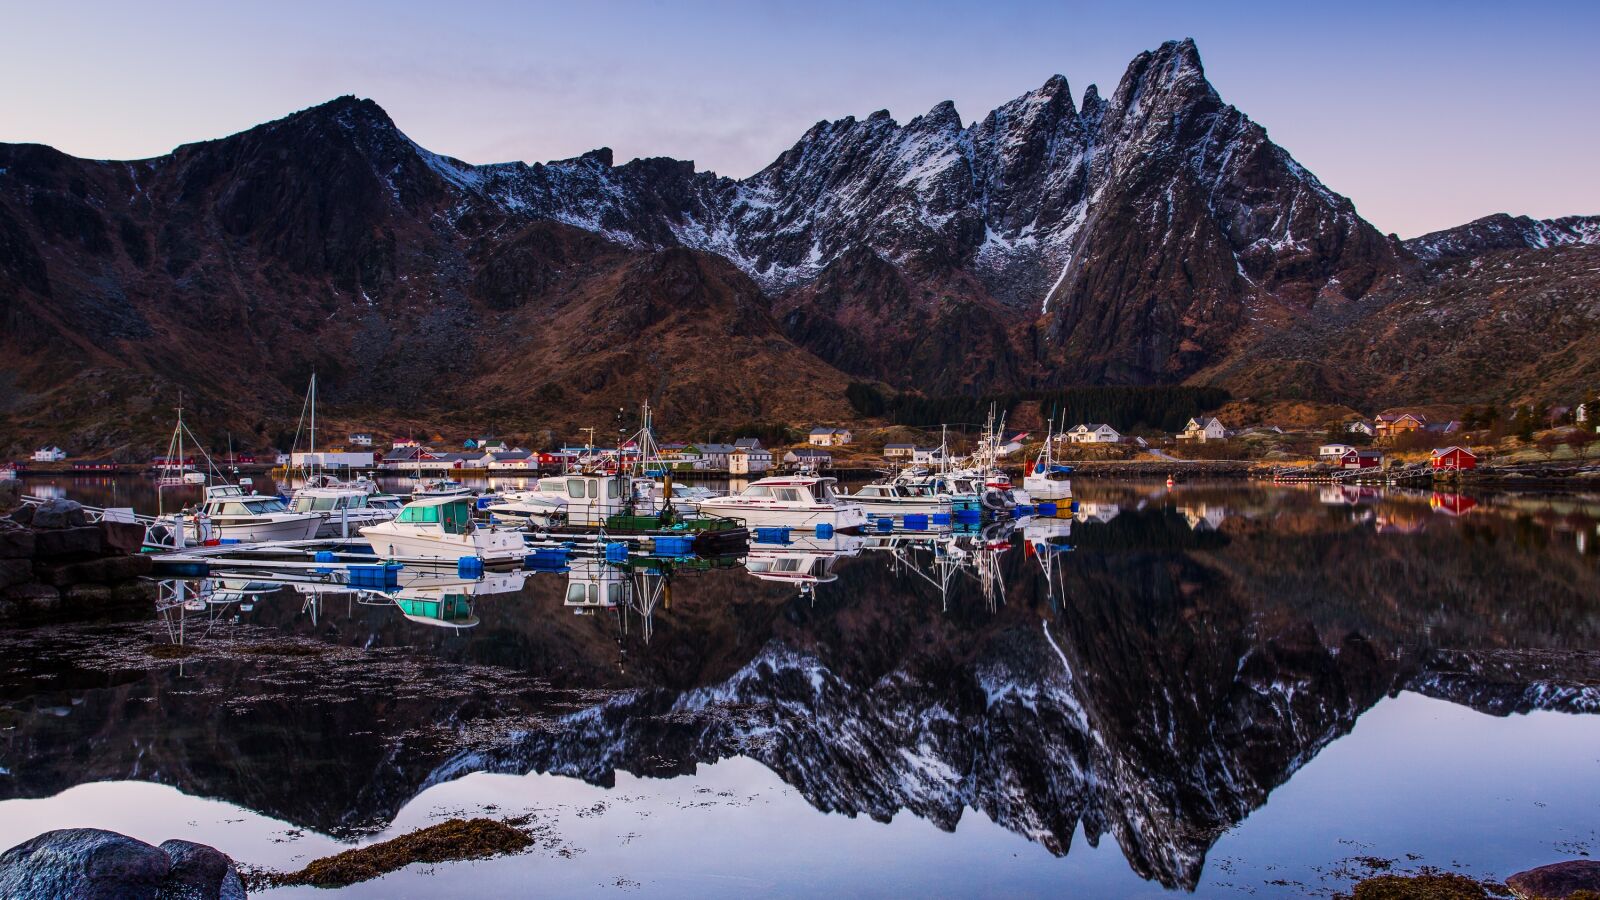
[[547, 472, 748, 554], [391, 570, 530, 628], [359, 495, 526, 564], [1022, 417, 1073, 502], [182, 484, 324, 544], [699, 474, 868, 532]]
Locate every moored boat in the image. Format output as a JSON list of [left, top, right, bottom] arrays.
[[698, 475, 868, 532], [359, 496, 526, 564]]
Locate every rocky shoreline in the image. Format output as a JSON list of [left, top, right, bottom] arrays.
[[0, 829, 246, 899], [0, 480, 155, 625]]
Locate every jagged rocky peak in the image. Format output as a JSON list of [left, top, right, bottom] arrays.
[[1404, 212, 1600, 262]]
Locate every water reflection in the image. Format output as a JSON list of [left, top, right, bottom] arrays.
[[1, 481, 1598, 892]]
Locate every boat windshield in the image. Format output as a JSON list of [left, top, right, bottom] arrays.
[[814, 482, 837, 502], [398, 500, 472, 533]]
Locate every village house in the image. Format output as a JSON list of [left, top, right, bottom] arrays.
[[1067, 424, 1122, 444], [996, 432, 1031, 456], [729, 446, 774, 475], [293, 450, 376, 470], [1375, 412, 1427, 439], [1338, 448, 1384, 470], [1347, 420, 1376, 437], [31, 446, 66, 462], [807, 427, 853, 447], [1430, 446, 1478, 471], [487, 450, 535, 471], [1319, 443, 1355, 458], [274, 452, 292, 466], [1177, 417, 1229, 442], [883, 443, 916, 459], [785, 448, 833, 468], [692, 443, 738, 470], [348, 432, 374, 447], [911, 446, 944, 464]]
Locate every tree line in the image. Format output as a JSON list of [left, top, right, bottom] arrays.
[[846, 383, 1233, 434]]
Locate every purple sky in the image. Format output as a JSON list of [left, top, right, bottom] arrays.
[[3, 0, 1595, 237]]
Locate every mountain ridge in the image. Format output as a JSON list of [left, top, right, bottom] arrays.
[[1, 40, 1596, 454]]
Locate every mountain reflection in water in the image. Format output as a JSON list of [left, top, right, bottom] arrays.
[[0, 482, 1598, 892]]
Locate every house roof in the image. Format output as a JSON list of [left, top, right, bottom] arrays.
[[734, 438, 763, 449], [790, 448, 832, 457], [808, 427, 848, 435], [884, 443, 915, 449], [697, 443, 737, 453], [1432, 446, 1476, 457], [489, 450, 532, 461]]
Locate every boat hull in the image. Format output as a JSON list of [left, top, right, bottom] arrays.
[[187, 515, 323, 544], [696, 502, 868, 532], [358, 524, 527, 565], [1022, 476, 1072, 501]]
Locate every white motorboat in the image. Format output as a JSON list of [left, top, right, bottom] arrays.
[[844, 482, 953, 520], [180, 484, 324, 544], [289, 485, 398, 537], [698, 475, 867, 532], [744, 532, 864, 595], [412, 478, 471, 499], [359, 496, 526, 564]]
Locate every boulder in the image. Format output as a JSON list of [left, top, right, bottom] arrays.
[[0, 523, 36, 559], [32, 527, 103, 559], [0, 828, 171, 899], [156, 840, 246, 900], [101, 521, 147, 555], [8, 505, 34, 526], [31, 499, 89, 530], [0, 479, 19, 512], [1508, 861, 1600, 899], [3, 583, 60, 616], [63, 584, 114, 606], [0, 830, 247, 900]]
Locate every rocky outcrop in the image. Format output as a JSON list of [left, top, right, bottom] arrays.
[[0, 828, 245, 900], [1405, 213, 1600, 262], [1506, 860, 1600, 899], [0, 495, 153, 623]]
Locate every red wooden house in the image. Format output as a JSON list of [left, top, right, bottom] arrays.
[[1339, 449, 1383, 470], [1430, 447, 1477, 471]]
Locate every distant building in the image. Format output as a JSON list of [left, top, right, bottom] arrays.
[[1375, 412, 1427, 439], [690, 443, 738, 470], [733, 437, 764, 451], [487, 450, 535, 471], [1319, 443, 1355, 458], [1430, 446, 1477, 471], [293, 451, 376, 470], [785, 448, 834, 468], [1347, 420, 1377, 437], [883, 443, 916, 459], [275, 452, 292, 466], [807, 428, 853, 447], [31, 446, 66, 462], [998, 432, 1031, 456], [71, 459, 119, 471], [348, 432, 374, 447], [1177, 417, 1229, 442], [729, 446, 774, 475], [1067, 424, 1122, 444], [911, 446, 944, 464]]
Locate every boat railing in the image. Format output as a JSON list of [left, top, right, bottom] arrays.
[[19, 493, 187, 551]]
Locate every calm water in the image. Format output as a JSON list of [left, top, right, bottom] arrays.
[[2, 478, 1598, 897]]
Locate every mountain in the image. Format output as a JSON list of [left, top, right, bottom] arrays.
[[0, 40, 1593, 455], [1404, 213, 1600, 262]]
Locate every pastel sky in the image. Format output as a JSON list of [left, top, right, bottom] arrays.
[[3, 0, 1595, 237]]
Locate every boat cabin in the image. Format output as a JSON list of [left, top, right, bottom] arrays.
[[394, 497, 476, 534], [290, 490, 373, 513], [564, 560, 630, 609], [557, 474, 631, 527], [200, 484, 290, 517]]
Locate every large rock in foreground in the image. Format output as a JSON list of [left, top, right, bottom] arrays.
[[1508, 860, 1600, 899], [0, 829, 245, 899]]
